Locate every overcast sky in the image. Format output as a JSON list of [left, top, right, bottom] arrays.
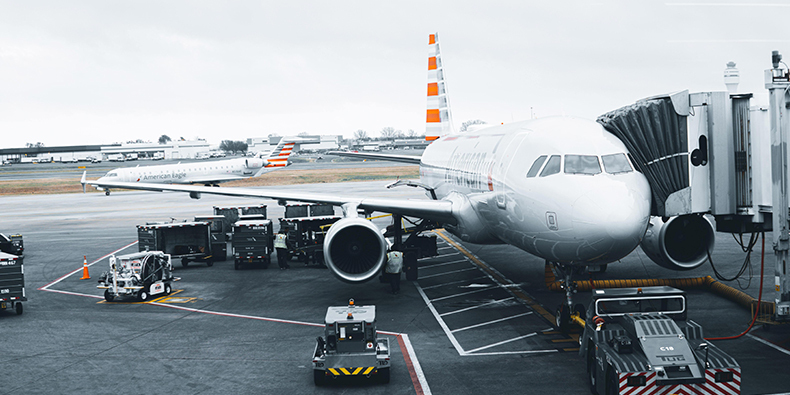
[[1, 1, 788, 148]]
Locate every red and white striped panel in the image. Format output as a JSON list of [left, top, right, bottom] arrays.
[[265, 143, 294, 167], [425, 33, 453, 140], [617, 368, 740, 395]]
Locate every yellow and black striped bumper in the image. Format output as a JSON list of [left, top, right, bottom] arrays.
[[327, 367, 376, 376]]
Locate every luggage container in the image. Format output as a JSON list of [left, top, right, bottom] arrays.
[[213, 205, 268, 240], [232, 219, 274, 270], [279, 215, 341, 264], [194, 215, 228, 261], [137, 222, 215, 267], [0, 252, 25, 315]]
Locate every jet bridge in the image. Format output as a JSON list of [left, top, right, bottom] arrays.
[[597, 51, 790, 321]]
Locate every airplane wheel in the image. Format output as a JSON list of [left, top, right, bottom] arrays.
[[556, 304, 570, 332], [181, 259, 189, 268], [105, 190, 110, 196], [104, 289, 114, 302], [15, 302, 23, 315]]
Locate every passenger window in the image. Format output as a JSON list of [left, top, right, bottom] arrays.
[[601, 153, 633, 174], [539, 155, 561, 177], [564, 155, 601, 175], [526, 155, 547, 178]]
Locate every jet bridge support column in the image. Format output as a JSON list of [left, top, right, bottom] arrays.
[[766, 51, 790, 321]]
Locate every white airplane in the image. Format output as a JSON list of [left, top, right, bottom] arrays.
[[83, 140, 295, 195], [83, 33, 714, 329]]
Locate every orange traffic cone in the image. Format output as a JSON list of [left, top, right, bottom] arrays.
[[79, 255, 90, 280]]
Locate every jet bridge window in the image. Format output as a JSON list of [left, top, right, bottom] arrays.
[[526, 155, 547, 178], [564, 155, 601, 175], [539, 155, 561, 177], [601, 153, 633, 174]]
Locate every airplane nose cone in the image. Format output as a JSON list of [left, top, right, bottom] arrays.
[[571, 179, 650, 261]]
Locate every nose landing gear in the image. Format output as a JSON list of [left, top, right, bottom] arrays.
[[550, 261, 586, 332]]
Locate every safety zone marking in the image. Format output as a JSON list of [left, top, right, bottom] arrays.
[[95, 289, 189, 305], [39, 242, 432, 395]]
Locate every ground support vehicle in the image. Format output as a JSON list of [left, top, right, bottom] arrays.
[[312, 299, 390, 386], [0, 233, 23, 257], [278, 215, 341, 265], [194, 215, 228, 261], [137, 222, 215, 267], [213, 205, 267, 240], [97, 251, 178, 302], [0, 252, 26, 315], [232, 219, 273, 270], [580, 287, 740, 395]]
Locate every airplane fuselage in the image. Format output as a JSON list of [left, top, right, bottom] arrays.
[[419, 116, 651, 265], [97, 157, 267, 186]]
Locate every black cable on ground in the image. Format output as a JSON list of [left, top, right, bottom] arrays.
[[706, 232, 764, 341]]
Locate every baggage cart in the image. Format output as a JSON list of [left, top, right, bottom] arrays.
[[0, 252, 25, 315], [137, 222, 215, 267], [232, 219, 274, 270]]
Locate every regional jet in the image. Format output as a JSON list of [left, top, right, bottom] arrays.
[[84, 34, 715, 329], [84, 140, 294, 195]]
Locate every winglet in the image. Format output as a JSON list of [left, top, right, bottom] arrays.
[[425, 32, 454, 141], [80, 171, 87, 193]]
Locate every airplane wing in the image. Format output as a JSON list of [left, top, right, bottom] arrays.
[[83, 177, 456, 224], [327, 151, 422, 165]]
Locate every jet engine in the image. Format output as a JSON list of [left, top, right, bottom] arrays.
[[245, 158, 264, 169], [323, 217, 387, 283], [640, 215, 715, 271]]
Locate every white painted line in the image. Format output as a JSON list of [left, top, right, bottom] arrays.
[[400, 333, 432, 395], [441, 297, 515, 317], [451, 312, 533, 333], [421, 276, 489, 290], [465, 332, 538, 354], [415, 283, 467, 355], [746, 333, 790, 357], [430, 286, 496, 302], [466, 349, 558, 356], [419, 267, 478, 279], [39, 241, 138, 291], [419, 259, 469, 269]]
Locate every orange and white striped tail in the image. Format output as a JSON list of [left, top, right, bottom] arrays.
[[425, 32, 453, 141], [264, 141, 295, 168]]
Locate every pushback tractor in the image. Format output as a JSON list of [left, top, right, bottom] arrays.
[[312, 299, 390, 386], [580, 286, 740, 395], [98, 251, 179, 302]]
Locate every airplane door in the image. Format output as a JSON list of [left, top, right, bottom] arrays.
[[494, 133, 527, 209]]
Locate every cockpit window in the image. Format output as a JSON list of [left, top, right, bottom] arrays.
[[539, 155, 561, 177], [602, 153, 633, 174], [526, 155, 547, 178], [564, 155, 601, 175], [105, 172, 118, 177]]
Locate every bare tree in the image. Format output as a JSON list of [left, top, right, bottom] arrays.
[[380, 127, 396, 138], [25, 142, 45, 148], [460, 119, 487, 132], [406, 129, 418, 138], [353, 130, 368, 140], [394, 129, 405, 138], [158, 135, 171, 144]]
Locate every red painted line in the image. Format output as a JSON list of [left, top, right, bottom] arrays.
[[398, 335, 424, 395]]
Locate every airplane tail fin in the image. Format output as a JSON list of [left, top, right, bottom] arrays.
[[80, 171, 87, 193], [425, 32, 454, 141], [262, 140, 295, 168]]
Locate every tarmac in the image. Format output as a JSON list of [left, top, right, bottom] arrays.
[[1, 178, 789, 394]]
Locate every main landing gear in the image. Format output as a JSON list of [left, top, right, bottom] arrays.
[[105, 189, 111, 196], [550, 261, 586, 332]]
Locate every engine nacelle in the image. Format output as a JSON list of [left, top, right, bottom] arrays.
[[245, 158, 264, 169], [640, 215, 715, 271], [323, 217, 387, 283], [189, 191, 201, 200]]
